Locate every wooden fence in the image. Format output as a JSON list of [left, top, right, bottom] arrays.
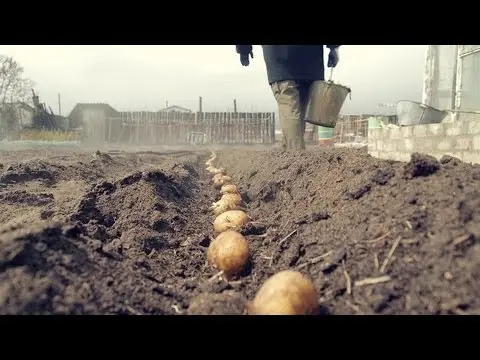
[[333, 114, 398, 144], [333, 115, 368, 144], [104, 111, 276, 145]]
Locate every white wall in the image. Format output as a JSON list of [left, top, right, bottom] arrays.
[[423, 45, 456, 110], [458, 45, 480, 111], [424, 45, 480, 112]]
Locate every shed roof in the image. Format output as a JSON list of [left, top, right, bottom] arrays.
[[158, 105, 192, 113], [68, 103, 118, 118]]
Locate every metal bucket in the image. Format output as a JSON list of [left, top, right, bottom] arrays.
[[396, 100, 447, 126], [305, 80, 351, 128]]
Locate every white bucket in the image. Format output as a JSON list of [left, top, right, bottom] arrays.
[[305, 80, 351, 128]]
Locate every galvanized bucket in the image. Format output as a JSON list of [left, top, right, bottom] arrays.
[[305, 70, 351, 128], [396, 100, 447, 126]]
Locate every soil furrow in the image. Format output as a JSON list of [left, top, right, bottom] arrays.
[[1, 146, 479, 315]]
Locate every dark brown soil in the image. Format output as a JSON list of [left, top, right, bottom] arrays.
[[1, 146, 479, 315], [216, 148, 480, 315], [0, 150, 220, 315]]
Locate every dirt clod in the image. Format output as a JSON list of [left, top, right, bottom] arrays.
[[404, 153, 440, 178]]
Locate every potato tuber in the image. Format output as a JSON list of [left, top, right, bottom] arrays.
[[211, 167, 224, 173], [220, 184, 239, 195], [211, 198, 239, 217], [213, 175, 232, 189], [213, 210, 249, 233], [247, 270, 318, 315], [212, 173, 223, 182], [211, 167, 226, 175], [207, 230, 250, 279], [220, 193, 243, 206]]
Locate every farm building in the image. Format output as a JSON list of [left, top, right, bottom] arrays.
[[68, 103, 118, 130], [67, 103, 119, 144]]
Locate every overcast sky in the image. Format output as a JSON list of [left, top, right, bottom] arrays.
[[0, 45, 427, 115]]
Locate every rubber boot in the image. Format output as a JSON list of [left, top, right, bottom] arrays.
[[271, 80, 308, 150], [282, 114, 305, 150]]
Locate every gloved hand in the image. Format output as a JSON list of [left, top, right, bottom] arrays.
[[327, 48, 339, 68], [240, 50, 254, 66]]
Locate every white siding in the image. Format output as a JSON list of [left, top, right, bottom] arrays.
[[435, 45, 456, 110], [459, 45, 480, 111], [423, 45, 480, 112], [423, 45, 456, 110]]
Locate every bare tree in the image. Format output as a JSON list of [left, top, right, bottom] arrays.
[[0, 55, 35, 135], [0, 55, 35, 106]]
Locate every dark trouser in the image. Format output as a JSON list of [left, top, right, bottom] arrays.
[[271, 80, 312, 150]]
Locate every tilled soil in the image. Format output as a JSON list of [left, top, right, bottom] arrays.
[[0, 149, 221, 314], [1, 146, 479, 315], [216, 148, 480, 315]]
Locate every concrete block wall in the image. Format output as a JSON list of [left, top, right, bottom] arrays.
[[368, 113, 480, 164]]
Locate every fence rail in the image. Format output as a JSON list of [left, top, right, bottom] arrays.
[[102, 111, 275, 145], [333, 114, 398, 144]]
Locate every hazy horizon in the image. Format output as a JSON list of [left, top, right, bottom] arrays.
[[0, 45, 427, 116]]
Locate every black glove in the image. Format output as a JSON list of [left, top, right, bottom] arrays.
[[240, 51, 254, 66], [327, 48, 339, 68]]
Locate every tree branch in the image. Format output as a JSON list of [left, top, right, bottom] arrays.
[[0, 55, 32, 107]]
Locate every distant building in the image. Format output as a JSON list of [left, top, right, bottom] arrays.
[[68, 103, 118, 129], [0, 102, 35, 128], [68, 103, 118, 128], [67, 103, 119, 144], [158, 105, 192, 113]]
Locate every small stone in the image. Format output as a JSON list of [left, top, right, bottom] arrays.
[[34, 242, 48, 252]]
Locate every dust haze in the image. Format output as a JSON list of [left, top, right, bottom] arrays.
[[0, 45, 426, 115]]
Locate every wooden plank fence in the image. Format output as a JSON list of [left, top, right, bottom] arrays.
[[106, 111, 276, 145]]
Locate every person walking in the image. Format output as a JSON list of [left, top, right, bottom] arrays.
[[235, 45, 340, 150]]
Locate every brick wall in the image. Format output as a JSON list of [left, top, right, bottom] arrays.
[[368, 113, 480, 164]]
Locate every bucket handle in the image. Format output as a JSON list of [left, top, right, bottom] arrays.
[[327, 68, 352, 100]]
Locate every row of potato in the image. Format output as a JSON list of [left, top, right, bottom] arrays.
[[204, 152, 319, 315]]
